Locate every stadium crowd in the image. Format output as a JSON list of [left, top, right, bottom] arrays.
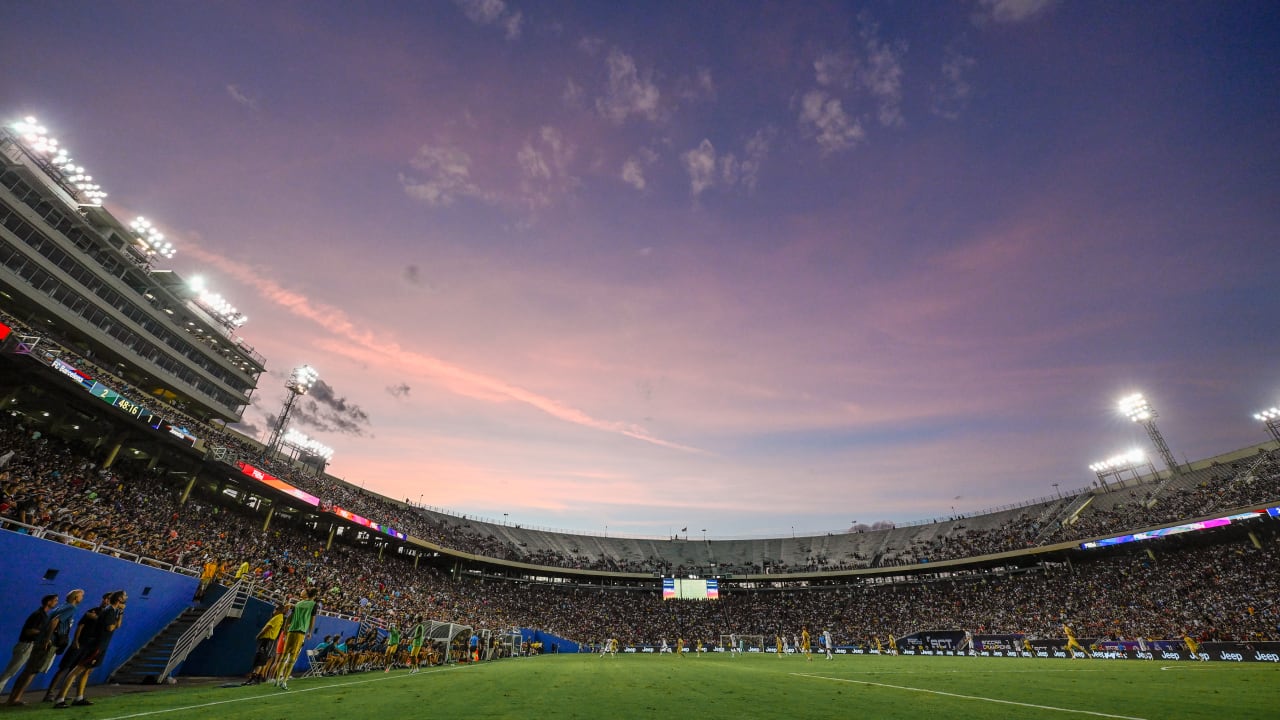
[[3, 410, 1279, 655]]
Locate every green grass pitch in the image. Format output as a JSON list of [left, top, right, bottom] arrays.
[[43, 654, 1280, 720]]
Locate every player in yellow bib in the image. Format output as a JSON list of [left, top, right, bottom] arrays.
[[801, 627, 812, 661], [1062, 624, 1087, 659], [276, 588, 320, 689], [1183, 635, 1207, 661]]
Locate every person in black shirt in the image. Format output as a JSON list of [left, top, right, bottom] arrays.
[[53, 591, 125, 708], [0, 595, 57, 698], [42, 594, 107, 704]]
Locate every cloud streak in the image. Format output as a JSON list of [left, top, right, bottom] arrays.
[[180, 241, 700, 453]]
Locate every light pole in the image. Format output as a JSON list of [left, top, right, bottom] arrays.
[[1119, 393, 1180, 477], [263, 365, 318, 461], [1254, 407, 1280, 444], [1052, 483, 1060, 498]]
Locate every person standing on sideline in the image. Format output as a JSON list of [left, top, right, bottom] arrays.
[[245, 603, 285, 685], [275, 588, 319, 690], [0, 595, 58, 696], [823, 629, 835, 660], [8, 589, 82, 705], [53, 590, 125, 708], [43, 594, 108, 704], [408, 617, 426, 673], [383, 624, 401, 672]]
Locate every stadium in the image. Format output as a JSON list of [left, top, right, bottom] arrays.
[[1, 110, 1278, 719]]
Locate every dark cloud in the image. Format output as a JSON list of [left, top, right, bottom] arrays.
[[289, 379, 372, 436], [231, 420, 263, 440], [387, 382, 411, 399]]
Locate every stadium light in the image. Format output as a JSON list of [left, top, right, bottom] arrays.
[[6, 116, 107, 206], [129, 217, 177, 260], [286, 365, 319, 395], [1088, 448, 1153, 489], [282, 427, 335, 461], [263, 364, 320, 461], [187, 276, 248, 329], [1117, 392, 1180, 477], [1254, 407, 1280, 444]]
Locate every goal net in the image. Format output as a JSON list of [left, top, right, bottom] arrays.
[[719, 634, 765, 652]]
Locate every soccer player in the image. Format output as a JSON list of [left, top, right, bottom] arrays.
[[1062, 623, 1087, 659], [1022, 636, 1035, 657], [408, 617, 426, 673], [729, 633, 739, 658], [801, 627, 812, 662], [695, 639, 704, 656], [1183, 634, 1207, 661], [775, 634, 784, 658], [822, 629, 834, 660], [676, 637, 684, 658], [384, 624, 401, 672], [887, 634, 898, 656], [1136, 635, 1153, 659], [276, 588, 319, 689]]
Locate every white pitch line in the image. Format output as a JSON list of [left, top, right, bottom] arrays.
[[834, 668, 1112, 676], [100, 666, 464, 720], [792, 672, 1150, 720]]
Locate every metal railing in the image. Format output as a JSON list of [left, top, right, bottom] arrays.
[[157, 578, 246, 681], [0, 518, 199, 577]]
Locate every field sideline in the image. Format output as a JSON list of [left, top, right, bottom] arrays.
[[41, 654, 1280, 720]]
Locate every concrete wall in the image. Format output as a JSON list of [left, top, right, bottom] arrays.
[[0, 531, 197, 691]]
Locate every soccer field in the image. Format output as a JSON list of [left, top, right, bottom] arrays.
[[59, 654, 1280, 720]]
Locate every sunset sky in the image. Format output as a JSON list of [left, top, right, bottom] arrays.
[[4, 0, 1278, 537]]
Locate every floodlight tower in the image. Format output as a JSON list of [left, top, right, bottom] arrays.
[[263, 365, 319, 461], [1254, 407, 1280, 444], [1118, 393, 1180, 477]]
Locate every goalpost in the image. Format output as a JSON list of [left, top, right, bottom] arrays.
[[719, 634, 765, 652]]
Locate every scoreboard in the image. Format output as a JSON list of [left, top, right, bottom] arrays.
[[662, 577, 719, 600]]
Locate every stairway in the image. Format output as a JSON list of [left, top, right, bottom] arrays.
[[109, 606, 209, 684], [110, 578, 251, 684]]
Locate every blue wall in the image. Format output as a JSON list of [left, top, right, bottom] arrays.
[[180, 593, 360, 675], [522, 629, 580, 653], [0, 531, 197, 691]]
